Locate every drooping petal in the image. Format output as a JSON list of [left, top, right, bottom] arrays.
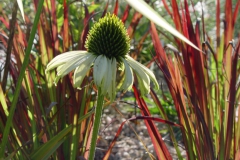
[[93, 55, 108, 87], [120, 58, 133, 92], [56, 53, 93, 78], [108, 58, 117, 101], [126, 55, 159, 90], [73, 53, 96, 88], [101, 57, 112, 96], [54, 75, 62, 85], [46, 51, 88, 72], [126, 55, 151, 95], [136, 74, 150, 95]]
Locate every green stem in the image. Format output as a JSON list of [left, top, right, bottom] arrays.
[[88, 89, 104, 160], [0, 0, 44, 157]]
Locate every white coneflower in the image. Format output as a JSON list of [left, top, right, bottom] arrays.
[[46, 13, 158, 101], [46, 12, 158, 160]]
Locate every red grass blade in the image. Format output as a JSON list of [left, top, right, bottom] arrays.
[[101, 0, 109, 17], [127, 12, 143, 39], [103, 118, 127, 160], [0, 17, 9, 29], [171, 0, 183, 36], [225, 39, 240, 160], [162, 0, 172, 17], [103, 105, 179, 159], [232, 0, 240, 28], [113, 0, 118, 15], [63, 0, 69, 51], [50, 0, 59, 55], [121, 5, 131, 24], [79, 5, 93, 50], [132, 85, 172, 159], [216, 0, 221, 55], [128, 116, 181, 127]]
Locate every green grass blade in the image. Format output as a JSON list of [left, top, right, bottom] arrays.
[[30, 109, 94, 159], [125, 0, 200, 51], [0, 0, 44, 157]]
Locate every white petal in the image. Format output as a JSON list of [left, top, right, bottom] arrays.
[[126, 55, 159, 90], [54, 75, 62, 85], [101, 58, 112, 95], [126, 55, 151, 95], [93, 55, 108, 87], [46, 51, 88, 72], [136, 74, 150, 95], [73, 54, 96, 88], [108, 58, 117, 101], [120, 58, 133, 92], [56, 53, 92, 77]]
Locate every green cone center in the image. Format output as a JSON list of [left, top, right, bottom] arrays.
[[85, 13, 130, 62]]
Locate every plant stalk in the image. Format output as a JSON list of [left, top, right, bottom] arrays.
[[88, 89, 104, 160]]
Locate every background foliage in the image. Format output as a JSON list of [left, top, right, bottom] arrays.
[[0, 0, 240, 159]]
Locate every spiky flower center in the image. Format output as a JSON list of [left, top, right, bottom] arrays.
[[85, 13, 130, 62]]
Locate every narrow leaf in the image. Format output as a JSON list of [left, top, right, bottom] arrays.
[[125, 0, 200, 51], [17, 0, 25, 22], [113, 0, 119, 15]]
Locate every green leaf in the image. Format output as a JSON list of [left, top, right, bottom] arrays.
[[30, 109, 94, 159], [125, 0, 200, 51]]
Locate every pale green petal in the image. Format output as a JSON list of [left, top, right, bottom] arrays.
[[101, 58, 112, 95], [126, 55, 159, 90], [46, 51, 88, 72], [120, 58, 133, 92], [73, 53, 96, 88], [136, 74, 150, 95], [54, 75, 61, 85], [93, 55, 108, 87], [56, 53, 91, 77], [108, 58, 117, 101], [126, 55, 151, 95]]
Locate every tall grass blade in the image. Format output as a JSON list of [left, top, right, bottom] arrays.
[[113, 0, 119, 15], [125, 0, 200, 51], [225, 40, 239, 159], [133, 85, 172, 159], [30, 109, 94, 159], [0, 0, 44, 157], [2, 2, 18, 92]]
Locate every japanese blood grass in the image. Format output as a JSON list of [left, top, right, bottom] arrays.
[[0, 0, 44, 157], [2, 0, 237, 159], [147, 0, 240, 159]]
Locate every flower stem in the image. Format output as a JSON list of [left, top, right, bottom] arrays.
[[88, 89, 104, 160]]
